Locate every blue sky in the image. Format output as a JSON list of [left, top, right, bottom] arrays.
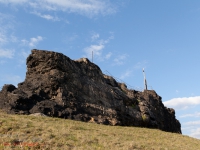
[[0, 0, 200, 139]]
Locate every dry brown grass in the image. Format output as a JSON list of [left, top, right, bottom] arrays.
[[0, 110, 200, 150]]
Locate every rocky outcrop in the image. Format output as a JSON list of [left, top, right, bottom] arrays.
[[0, 49, 181, 133]]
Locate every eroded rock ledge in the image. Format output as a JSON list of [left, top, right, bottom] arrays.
[[0, 49, 181, 133]]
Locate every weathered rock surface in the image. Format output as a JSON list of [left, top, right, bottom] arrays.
[[0, 49, 181, 133]]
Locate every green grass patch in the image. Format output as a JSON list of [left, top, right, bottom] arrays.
[[0, 110, 199, 149]]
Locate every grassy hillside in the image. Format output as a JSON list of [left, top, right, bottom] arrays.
[[0, 111, 199, 150]]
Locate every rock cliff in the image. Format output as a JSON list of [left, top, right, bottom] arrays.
[[0, 49, 181, 133]]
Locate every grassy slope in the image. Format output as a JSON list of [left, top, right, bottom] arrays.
[[0, 111, 200, 150]]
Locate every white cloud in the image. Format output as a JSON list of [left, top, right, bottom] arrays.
[[0, 74, 22, 86], [0, 0, 117, 17], [84, 34, 113, 60], [0, 32, 7, 45], [29, 36, 43, 47], [182, 121, 200, 139], [190, 128, 200, 139], [21, 50, 30, 58], [117, 60, 148, 80], [31, 11, 60, 21], [184, 121, 200, 126], [84, 43, 104, 59], [21, 36, 43, 47], [0, 32, 18, 46], [21, 39, 28, 45], [105, 52, 112, 59], [15, 50, 31, 66], [0, 13, 16, 46], [0, 13, 18, 59], [163, 96, 200, 110], [0, 0, 28, 4], [0, 49, 15, 58], [134, 61, 148, 69], [91, 33, 100, 41], [180, 112, 200, 118], [113, 54, 128, 65], [35, 0, 115, 16], [120, 69, 132, 79]]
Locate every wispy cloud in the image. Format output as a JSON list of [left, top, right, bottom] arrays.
[[180, 112, 200, 118], [105, 52, 112, 59], [0, 13, 16, 46], [0, 49, 15, 58], [84, 43, 104, 59], [0, 0, 117, 17], [134, 61, 148, 69], [184, 120, 200, 126], [91, 33, 100, 41], [32, 0, 116, 17], [88, 45, 103, 54], [21, 50, 30, 58], [0, 32, 18, 46], [0, 0, 28, 4], [120, 69, 132, 79], [29, 36, 43, 47], [0, 32, 7, 45], [163, 96, 200, 110], [0, 13, 18, 59], [31, 11, 60, 21], [83, 34, 113, 61], [21, 36, 43, 47], [15, 50, 31, 66], [0, 74, 22, 86], [182, 121, 200, 139], [117, 61, 148, 80], [113, 54, 128, 66], [63, 33, 79, 44], [190, 128, 200, 139]]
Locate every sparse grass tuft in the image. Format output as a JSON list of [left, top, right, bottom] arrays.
[[0, 110, 200, 149], [142, 114, 148, 122]]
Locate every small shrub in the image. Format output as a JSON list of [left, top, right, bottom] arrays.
[[142, 114, 147, 122]]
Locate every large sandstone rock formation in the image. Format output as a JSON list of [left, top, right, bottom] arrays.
[[0, 49, 181, 133]]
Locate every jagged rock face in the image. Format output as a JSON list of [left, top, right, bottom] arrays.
[[0, 49, 181, 133]]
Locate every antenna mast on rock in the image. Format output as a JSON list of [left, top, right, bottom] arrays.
[[143, 68, 147, 90], [92, 51, 93, 63]]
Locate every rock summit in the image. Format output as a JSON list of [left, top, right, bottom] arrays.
[[0, 49, 181, 133]]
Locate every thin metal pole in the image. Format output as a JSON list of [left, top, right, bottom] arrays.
[[92, 51, 93, 63], [143, 68, 147, 90]]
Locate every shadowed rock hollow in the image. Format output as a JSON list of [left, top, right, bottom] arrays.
[[0, 49, 181, 133]]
